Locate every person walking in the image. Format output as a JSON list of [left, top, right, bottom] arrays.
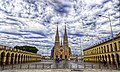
[[64, 59, 68, 68], [55, 57, 59, 68], [103, 60, 107, 66]]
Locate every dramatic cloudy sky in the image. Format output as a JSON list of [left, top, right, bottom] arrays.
[[0, 0, 120, 56]]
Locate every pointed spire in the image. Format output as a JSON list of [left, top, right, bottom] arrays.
[[61, 38, 62, 47], [65, 25, 67, 34], [64, 24, 68, 41], [54, 24, 60, 47], [63, 24, 68, 47], [57, 24, 58, 33], [55, 24, 59, 42]]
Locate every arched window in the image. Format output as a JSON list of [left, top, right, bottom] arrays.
[[99, 47, 100, 53], [114, 42, 117, 51], [101, 47, 103, 53], [119, 41, 120, 50], [104, 46, 106, 53], [110, 44, 113, 51], [107, 45, 109, 52]]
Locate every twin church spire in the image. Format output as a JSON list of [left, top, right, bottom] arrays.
[[54, 25, 68, 47], [51, 25, 71, 59]]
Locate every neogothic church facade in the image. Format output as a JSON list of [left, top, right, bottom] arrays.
[[51, 25, 71, 59]]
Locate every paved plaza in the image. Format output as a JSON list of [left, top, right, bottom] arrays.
[[1, 69, 120, 72], [0, 60, 120, 72]]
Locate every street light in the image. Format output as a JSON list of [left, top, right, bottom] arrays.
[[76, 37, 83, 62], [98, 14, 119, 69], [98, 15, 114, 38]]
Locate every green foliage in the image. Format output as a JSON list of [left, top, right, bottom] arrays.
[[14, 45, 38, 53]]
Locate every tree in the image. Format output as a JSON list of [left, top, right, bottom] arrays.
[[14, 45, 38, 53]]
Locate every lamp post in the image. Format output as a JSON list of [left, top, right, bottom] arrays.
[[98, 15, 113, 38], [79, 38, 82, 63], [98, 14, 119, 69], [76, 38, 82, 62]]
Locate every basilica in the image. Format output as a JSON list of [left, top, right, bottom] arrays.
[[51, 25, 71, 59]]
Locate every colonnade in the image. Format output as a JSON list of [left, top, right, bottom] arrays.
[[83, 33, 120, 65], [0, 45, 41, 65]]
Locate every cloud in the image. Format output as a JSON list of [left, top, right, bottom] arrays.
[[0, 0, 119, 56]]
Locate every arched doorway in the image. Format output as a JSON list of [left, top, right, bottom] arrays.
[[18, 54, 20, 63], [14, 54, 17, 64], [95, 56, 97, 62], [21, 55, 23, 63], [65, 55, 67, 59], [60, 55, 62, 59], [10, 53, 14, 64], [105, 55, 107, 63], [102, 55, 104, 62], [23, 55, 25, 63], [56, 55, 58, 58], [27, 56, 30, 62], [96, 56, 98, 62], [1, 52, 5, 65], [111, 54, 115, 65], [98, 56, 100, 62], [108, 54, 111, 64], [100, 55, 102, 62], [6, 53, 10, 65], [25, 56, 28, 62], [116, 54, 120, 65]]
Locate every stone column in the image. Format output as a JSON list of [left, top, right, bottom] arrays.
[[111, 55, 115, 65], [28, 57, 30, 62], [16, 55, 18, 64], [27, 56, 29, 62], [8, 55, 11, 65], [24, 56, 26, 63], [21, 56, 23, 63], [115, 54, 119, 67], [18, 55, 21, 64], [0, 56, 1, 65], [12, 56, 15, 64], [116, 42, 119, 51], [26, 56, 28, 63], [106, 55, 109, 64], [3, 57, 6, 65], [23, 56, 25, 63]]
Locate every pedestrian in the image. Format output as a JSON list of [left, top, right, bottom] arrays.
[[75, 58, 78, 62], [59, 58, 62, 62], [103, 60, 107, 66], [64, 58, 68, 68], [55, 57, 59, 68]]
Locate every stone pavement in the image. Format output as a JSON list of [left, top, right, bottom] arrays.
[[0, 60, 120, 72], [1, 69, 120, 72]]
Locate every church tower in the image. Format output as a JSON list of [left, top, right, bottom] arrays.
[[63, 25, 70, 59], [54, 25, 60, 59], [54, 25, 60, 47], [51, 25, 71, 59], [63, 25, 68, 47]]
